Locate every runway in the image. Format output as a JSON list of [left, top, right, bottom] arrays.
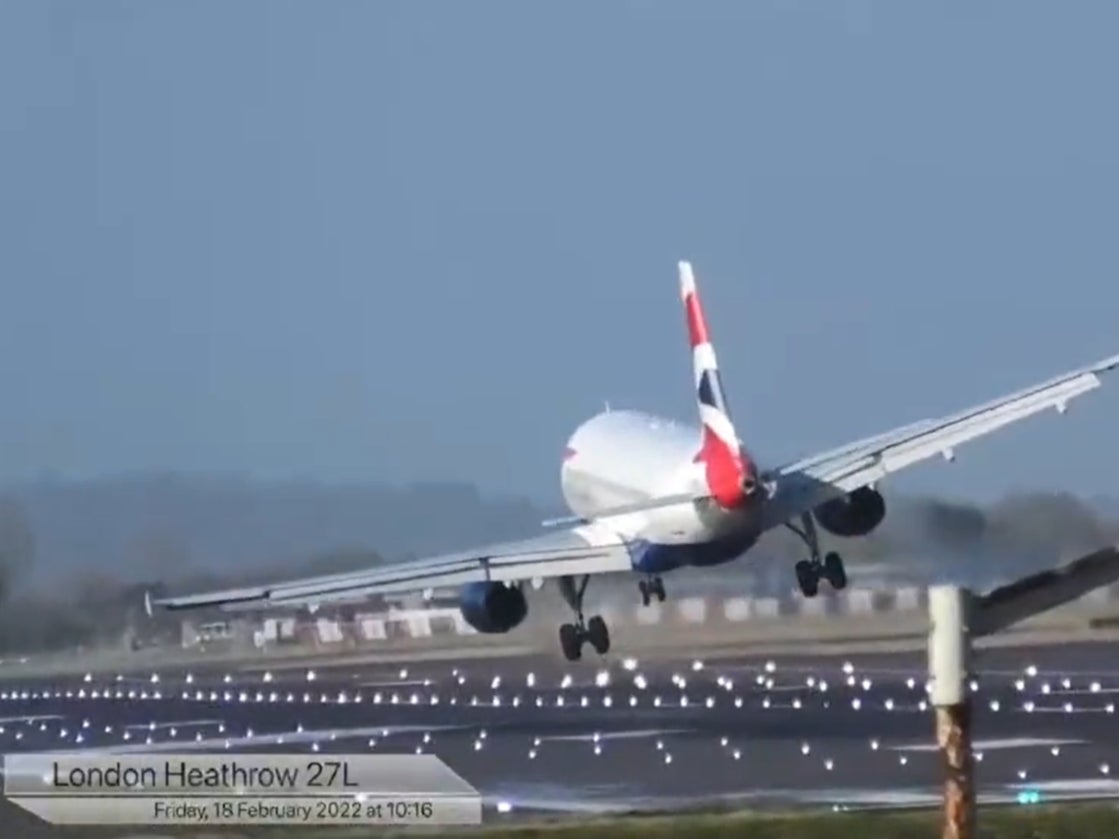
[[1, 641, 1118, 822]]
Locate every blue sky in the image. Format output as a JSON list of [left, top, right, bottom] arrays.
[[2, 1, 1118, 504]]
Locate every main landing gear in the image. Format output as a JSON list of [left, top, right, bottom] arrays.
[[557, 574, 610, 662], [638, 575, 666, 607], [786, 512, 848, 598]]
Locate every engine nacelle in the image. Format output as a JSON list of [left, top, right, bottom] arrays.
[[458, 581, 528, 634], [813, 486, 887, 538]]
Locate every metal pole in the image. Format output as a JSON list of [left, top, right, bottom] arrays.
[[928, 585, 975, 839]]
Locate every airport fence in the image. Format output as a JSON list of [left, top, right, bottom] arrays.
[[175, 580, 1119, 652]]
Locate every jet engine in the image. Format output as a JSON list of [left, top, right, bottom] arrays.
[[458, 581, 528, 634], [813, 486, 886, 538]]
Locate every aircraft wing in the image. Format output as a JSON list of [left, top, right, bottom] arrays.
[[149, 522, 633, 613], [769, 352, 1119, 514]]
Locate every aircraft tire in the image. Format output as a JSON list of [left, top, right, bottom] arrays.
[[823, 552, 848, 590], [559, 623, 583, 662], [586, 615, 610, 656], [795, 560, 819, 598]]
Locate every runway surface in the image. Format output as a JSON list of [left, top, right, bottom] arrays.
[[1, 641, 1118, 821]]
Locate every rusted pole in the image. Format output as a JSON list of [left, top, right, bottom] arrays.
[[928, 585, 975, 839], [936, 700, 975, 839]]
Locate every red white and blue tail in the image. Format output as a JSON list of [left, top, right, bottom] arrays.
[[679, 261, 759, 508]]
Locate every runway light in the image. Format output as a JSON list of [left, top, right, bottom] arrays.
[[526, 672, 535, 688], [306, 670, 316, 682], [664, 753, 672, 764], [989, 700, 1001, 712], [1023, 701, 1036, 713], [528, 750, 537, 759], [497, 801, 513, 814], [1062, 678, 1071, 690], [801, 743, 811, 755], [906, 677, 916, 690], [1091, 682, 1101, 693], [1042, 683, 1052, 695], [1101, 763, 1111, 775], [623, 657, 638, 671], [884, 698, 895, 711], [765, 661, 776, 673], [735, 697, 743, 708], [870, 739, 879, 751], [899, 756, 908, 766], [491, 676, 501, 690], [976, 751, 984, 762], [399, 668, 409, 679], [824, 759, 834, 771], [1017, 789, 1041, 805], [842, 662, 854, 675], [692, 660, 704, 672], [793, 698, 802, 710], [1051, 746, 1061, 756], [1026, 665, 1038, 678], [732, 749, 741, 760], [851, 698, 862, 710], [1015, 680, 1026, 691], [595, 671, 611, 688]]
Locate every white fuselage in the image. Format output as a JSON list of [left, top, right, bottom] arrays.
[[560, 410, 760, 571]]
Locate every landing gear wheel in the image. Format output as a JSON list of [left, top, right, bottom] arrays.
[[559, 623, 583, 662], [586, 615, 610, 655], [639, 576, 666, 606], [795, 560, 819, 598], [823, 552, 847, 591]]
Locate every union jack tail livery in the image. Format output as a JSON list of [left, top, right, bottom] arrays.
[[678, 260, 759, 508]]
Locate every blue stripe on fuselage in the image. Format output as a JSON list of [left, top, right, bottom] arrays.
[[626, 534, 758, 574]]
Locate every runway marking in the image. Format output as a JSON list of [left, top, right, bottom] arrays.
[[23, 723, 476, 755], [538, 728, 692, 743], [890, 737, 1086, 753], [123, 719, 224, 730], [1006, 779, 1119, 793], [0, 715, 63, 723]]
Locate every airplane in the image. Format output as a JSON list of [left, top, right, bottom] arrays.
[[149, 261, 1119, 662]]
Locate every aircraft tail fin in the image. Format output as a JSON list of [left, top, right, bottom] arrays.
[[678, 260, 758, 508]]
